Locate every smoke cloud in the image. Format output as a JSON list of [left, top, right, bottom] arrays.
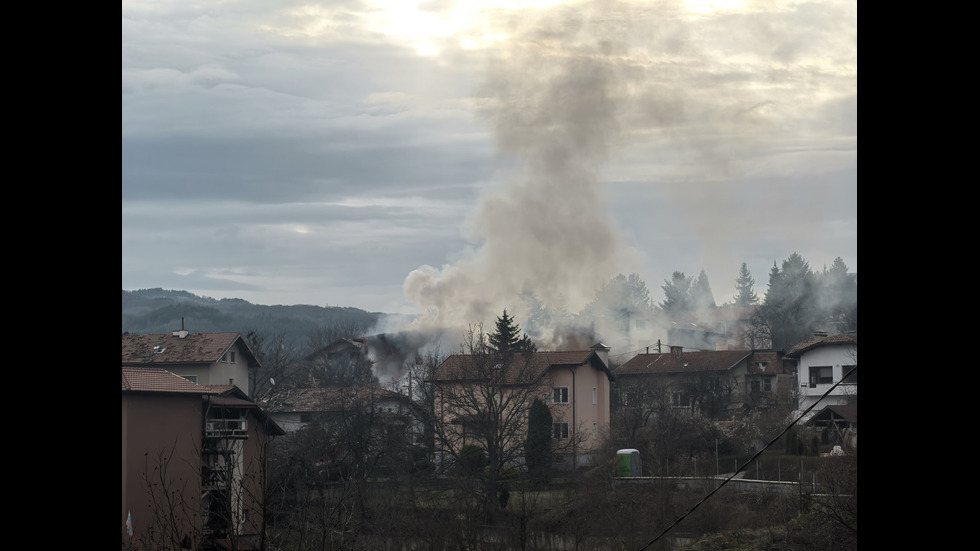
[[403, 5, 644, 338], [396, 0, 855, 349]]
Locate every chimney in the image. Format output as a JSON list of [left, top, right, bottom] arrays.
[[172, 317, 189, 339], [670, 345, 683, 359], [590, 342, 611, 369]]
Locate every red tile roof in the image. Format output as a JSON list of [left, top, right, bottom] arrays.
[[615, 349, 754, 375], [122, 367, 216, 394], [121, 331, 253, 366]]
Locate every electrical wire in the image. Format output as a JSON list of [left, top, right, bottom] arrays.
[[635, 365, 857, 551]]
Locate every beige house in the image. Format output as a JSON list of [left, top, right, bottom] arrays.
[[121, 367, 284, 549], [121, 329, 261, 396], [429, 343, 615, 470]]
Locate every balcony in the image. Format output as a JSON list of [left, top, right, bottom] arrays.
[[206, 419, 248, 438]]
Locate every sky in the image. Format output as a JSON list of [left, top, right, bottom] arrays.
[[122, 0, 857, 336]]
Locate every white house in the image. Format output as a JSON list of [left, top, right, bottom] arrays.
[[783, 331, 857, 421]]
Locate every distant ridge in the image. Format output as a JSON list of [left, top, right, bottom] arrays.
[[122, 288, 385, 344]]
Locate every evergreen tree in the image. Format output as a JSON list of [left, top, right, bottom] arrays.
[[761, 253, 819, 349], [582, 273, 657, 333], [660, 271, 694, 313], [524, 398, 553, 482], [733, 262, 759, 306], [690, 269, 717, 311], [488, 309, 536, 355], [817, 257, 857, 332]]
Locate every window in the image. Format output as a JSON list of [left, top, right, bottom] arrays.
[[671, 392, 690, 408], [592, 387, 598, 405], [229, 378, 234, 386], [222, 351, 237, 363], [592, 422, 598, 438], [553, 422, 569, 439], [842, 365, 857, 384], [182, 375, 197, 383], [553, 387, 569, 403], [809, 366, 833, 387], [636, 319, 647, 329], [748, 376, 772, 393]]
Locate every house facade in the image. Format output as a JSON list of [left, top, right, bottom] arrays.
[[613, 346, 794, 418], [783, 331, 857, 420], [428, 343, 615, 471], [122, 330, 261, 396], [263, 385, 425, 478], [122, 367, 284, 549]]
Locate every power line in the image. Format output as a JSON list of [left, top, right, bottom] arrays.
[[636, 365, 857, 551]]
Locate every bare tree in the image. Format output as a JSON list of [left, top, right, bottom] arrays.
[[246, 329, 302, 404], [428, 323, 552, 524]]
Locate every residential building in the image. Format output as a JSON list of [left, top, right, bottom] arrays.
[[428, 343, 615, 470], [262, 385, 425, 478], [122, 367, 284, 548], [783, 331, 857, 420], [613, 346, 793, 417], [122, 329, 261, 396]]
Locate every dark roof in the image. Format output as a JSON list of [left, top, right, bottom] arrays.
[[805, 404, 857, 426], [204, 384, 286, 436], [615, 349, 755, 375], [263, 386, 411, 414], [121, 331, 259, 368], [122, 367, 217, 394], [430, 349, 614, 384], [785, 332, 857, 358]]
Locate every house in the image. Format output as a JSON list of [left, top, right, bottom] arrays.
[[428, 343, 615, 470], [122, 329, 261, 397], [783, 331, 857, 420], [262, 385, 425, 477], [613, 346, 793, 417], [122, 367, 284, 549]]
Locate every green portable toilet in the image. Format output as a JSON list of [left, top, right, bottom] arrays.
[[615, 449, 641, 477]]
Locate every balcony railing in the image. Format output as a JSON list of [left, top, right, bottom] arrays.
[[206, 419, 248, 438]]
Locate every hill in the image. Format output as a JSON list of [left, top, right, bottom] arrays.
[[121, 288, 388, 345]]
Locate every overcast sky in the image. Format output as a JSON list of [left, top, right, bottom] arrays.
[[122, 0, 856, 333]]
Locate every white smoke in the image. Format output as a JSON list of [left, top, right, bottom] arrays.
[[403, 5, 645, 339], [396, 0, 856, 348]]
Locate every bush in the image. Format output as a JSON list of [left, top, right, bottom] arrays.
[[457, 444, 487, 475]]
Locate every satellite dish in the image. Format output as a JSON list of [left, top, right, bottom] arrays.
[[270, 378, 275, 386]]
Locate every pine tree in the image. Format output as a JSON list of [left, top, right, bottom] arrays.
[[733, 262, 759, 306], [818, 257, 857, 332], [761, 253, 819, 349], [660, 271, 693, 313], [488, 309, 536, 355], [582, 273, 657, 333], [691, 269, 717, 311]]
